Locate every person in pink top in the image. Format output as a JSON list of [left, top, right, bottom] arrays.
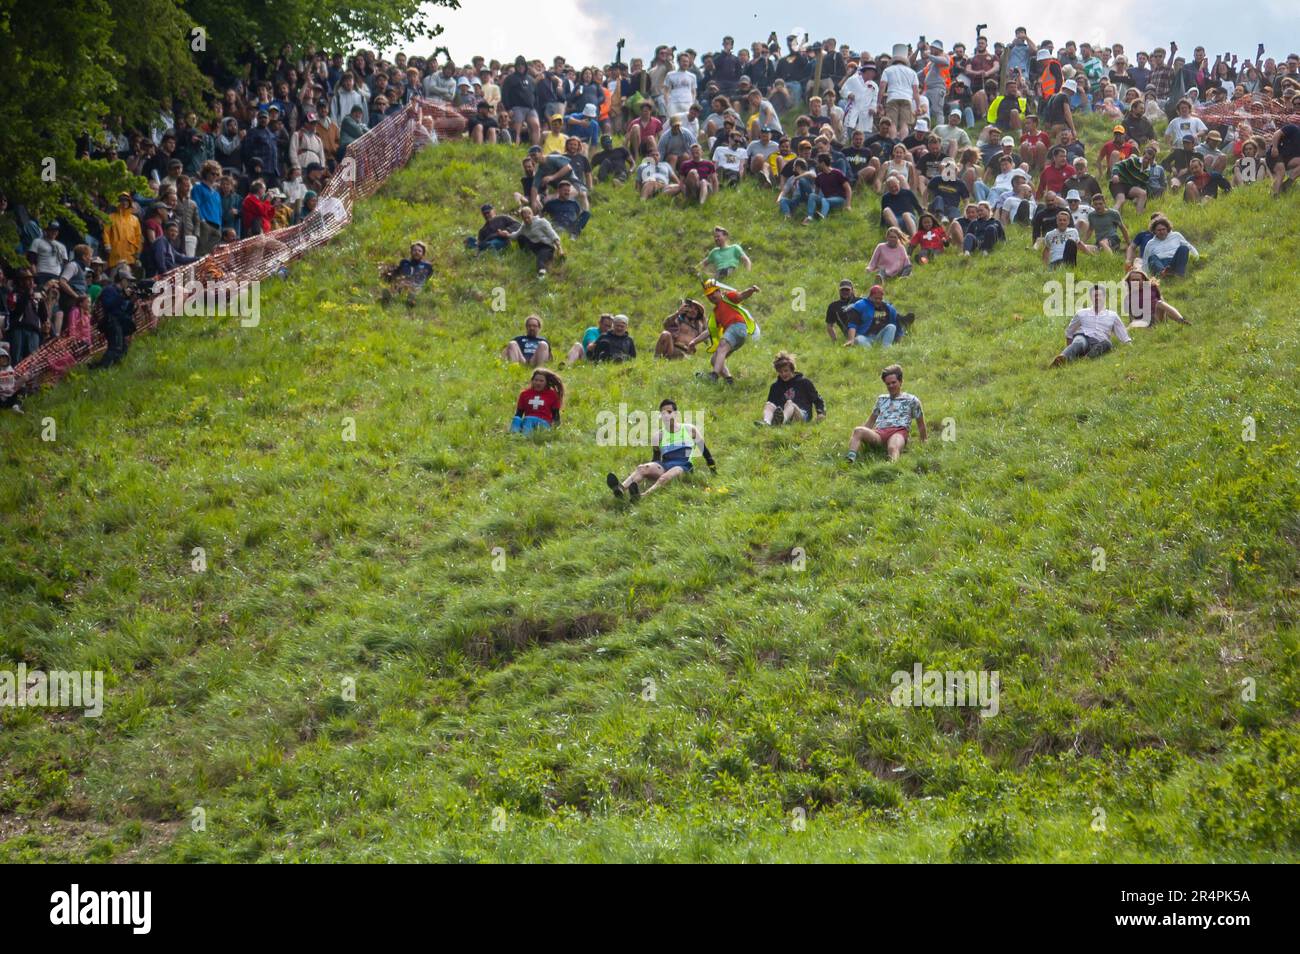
[[867, 227, 913, 283]]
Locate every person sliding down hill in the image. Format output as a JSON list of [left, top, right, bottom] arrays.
[[757, 351, 825, 426], [846, 363, 927, 463], [509, 368, 564, 435], [381, 241, 434, 306], [691, 278, 760, 384], [606, 399, 716, 501]]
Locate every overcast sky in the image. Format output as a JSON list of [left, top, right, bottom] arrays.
[[413, 1, 1297, 67]]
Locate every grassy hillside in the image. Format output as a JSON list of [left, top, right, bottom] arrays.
[[1, 113, 1297, 862]]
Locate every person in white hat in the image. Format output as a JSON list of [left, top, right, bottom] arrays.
[[919, 39, 951, 124], [841, 60, 880, 135], [882, 43, 921, 138]]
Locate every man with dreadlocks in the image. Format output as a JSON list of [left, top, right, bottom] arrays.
[[690, 277, 760, 384]]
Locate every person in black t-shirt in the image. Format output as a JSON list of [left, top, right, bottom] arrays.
[[842, 129, 874, 185], [467, 101, 500, 144], [592, 135, 632, 182], [470, 203, 521, 252], [591, 313, 638, 362]]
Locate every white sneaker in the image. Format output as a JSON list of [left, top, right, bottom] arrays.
[[537, 269, 547, 279]]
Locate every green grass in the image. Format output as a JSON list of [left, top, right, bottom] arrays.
[[1, 113, 1297, 862]]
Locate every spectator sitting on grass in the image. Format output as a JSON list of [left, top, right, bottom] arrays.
[[542, 181, 591, 237], [845, 362, 927, 463], [840, 283, 913, 349], [498, 206, 564, 279], [565, 313, 614, 364], [503, 314, 552, 367], [636, 146, 682, 200], [509, 368, 564, 434], [867, 227, 915, 281], [591, 313, 638, 362], [757, 350, 825, 426]]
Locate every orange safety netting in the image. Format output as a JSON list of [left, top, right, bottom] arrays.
[[12, 99, 467, 391], [1198, 96, 1300, 133]]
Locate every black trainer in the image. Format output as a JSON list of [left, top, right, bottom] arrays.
[[606, 473, 624, 498]]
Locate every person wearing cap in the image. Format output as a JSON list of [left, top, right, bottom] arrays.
[[657, 114, 698, 171], [590, 313, 637, 362], [933, 108, 972, 158], [758, 351, 825, 427], [606, 398, 715, 501], [28, 221, 70, 289], [539, 112, 569, 155], [841, 60, 879, 136], [1098, 125, 1137, 175], [918, 39, 951, 123], [656, 298, 708, 359], [986, 76, 1027, 132], [691, 278, 759, 383], [1036, 78, 1076, 141], [1049, 282, 1130, 369], [825, 279, 860, 342], [1196, 130, 1230, 175], [103, 193, 143, 270], [563, 102, 601, 148], [92, 266, 136, 369], [468, 100, 501, 145], [470, 203, 520, 253], [745, 126, 780, 183], [591, 134, 632, 182], [1063, 190, 1090, 234], [1034, 46, 1065, 101], [840, 283, 909, 349], [845, 363, 926, 463]]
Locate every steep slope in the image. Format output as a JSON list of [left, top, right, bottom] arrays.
[[1, 113, 1297, 861]]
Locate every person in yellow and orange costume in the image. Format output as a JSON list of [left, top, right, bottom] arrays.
[[689, 278, 760, 384]]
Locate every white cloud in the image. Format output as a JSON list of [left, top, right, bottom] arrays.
[[401, 0, 615, 67]]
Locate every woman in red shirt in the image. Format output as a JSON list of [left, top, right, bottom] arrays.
[[510, 368, 565, 434], [909, 212, 948, 264]]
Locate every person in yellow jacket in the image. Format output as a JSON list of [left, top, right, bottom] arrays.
[[103, 192, 143, 269], [986, 78, 1028, 132], [690, 278, 759, 383]]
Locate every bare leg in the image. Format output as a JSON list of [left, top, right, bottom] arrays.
[[502, 341, 524, 364]]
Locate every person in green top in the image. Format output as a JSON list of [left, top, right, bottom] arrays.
[[565, 313, 613, 364], [697, 226, 752, 278]]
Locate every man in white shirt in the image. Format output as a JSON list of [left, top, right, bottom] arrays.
[[881, 44, 921, 138], [1051, 284, 1131, 367], [841, 62, 879, 135], [29, 222, 69, 286], [712, 131, 748, 184], [1165, 98, 1208, 144], [934, 108, 972, 157], [1038, 208, 1095, 267], [665, 53, 698, 116]]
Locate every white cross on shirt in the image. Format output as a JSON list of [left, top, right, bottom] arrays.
[[528, 395, 546, 410]]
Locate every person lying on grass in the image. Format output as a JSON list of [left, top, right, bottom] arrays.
[[846, 363, 927, 463], [607, 398, 715, 500], [757, 351, 825, 426], [510, 368, 564, 435], [839, 283, 914, 348], [692, 278, 760, 384], [565, 313, 613, 364], [656, 298, 708, 359], [1049, 283, 1132, 368], [381, 241, 433, 306], [502, 313, 552, 367], [1123, 267, 1190, 329]]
